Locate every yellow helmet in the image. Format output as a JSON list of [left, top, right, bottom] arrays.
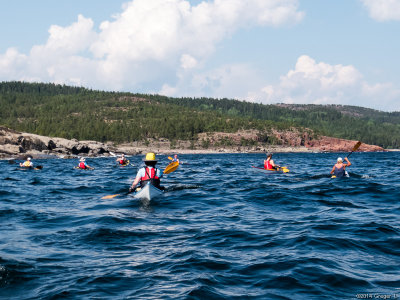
[[144, 152, 157, 162]]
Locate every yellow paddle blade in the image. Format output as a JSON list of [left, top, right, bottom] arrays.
[[281, 167, 290, 173], [164, 161, 179, 174], [101, 194, 121, 199], [168, 156, 173, 160], [352, 141, 362, 152]]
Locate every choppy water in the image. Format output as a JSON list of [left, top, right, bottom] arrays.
[[1, 152, 400, 299]]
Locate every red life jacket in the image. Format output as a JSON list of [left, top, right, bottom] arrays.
[[79, 162, 86, 169], [141, 167, 159, 181], [264, 160, 273, 170], [119, 159, 125, 164], [140, 167, 161, 188]]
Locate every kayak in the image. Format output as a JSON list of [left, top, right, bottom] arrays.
[[251, 166, 290, 173], [74, 166, 94, 170], [133, 182, 164, 201], [331, 171, 349, 178], [119, 160, 130, 167], [17, 165, 43, 170], [164, 161, 179, 174]]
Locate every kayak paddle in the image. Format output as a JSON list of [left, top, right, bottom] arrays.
[[101, 194, 118, 199], [347, 141, 362, 158], [101, 189, 133, 200], [278, 166, 290, 173]]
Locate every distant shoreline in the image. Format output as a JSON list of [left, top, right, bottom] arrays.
[[0, 126, 390, 160], [2, 145, 395, 161]]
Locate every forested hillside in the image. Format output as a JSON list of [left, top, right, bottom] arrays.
[[1, 81, 399, 148]]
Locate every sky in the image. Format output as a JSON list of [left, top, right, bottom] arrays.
[[1, 0, 400, 112]]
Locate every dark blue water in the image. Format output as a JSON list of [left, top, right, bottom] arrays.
[[1, 152, 400, 299]]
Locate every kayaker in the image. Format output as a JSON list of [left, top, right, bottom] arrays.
[[330, 157, 351, 177], [264, 153, 279, 170], [78, 157, 93, 169], [20, 157, 33, 168], [116, 154, 128, 165], [129, 152, 164, 192], [172, 154, 179, 163]]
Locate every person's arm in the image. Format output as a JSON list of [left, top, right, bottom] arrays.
[[330, 165, 335, 174], [270, 159, 280, 169], [130, 169, 143, 191], [130, 176, 140, 191], [344, 157, 351, 167]]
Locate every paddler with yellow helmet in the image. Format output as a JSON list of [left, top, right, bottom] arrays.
[[129, 152, 164, 192]]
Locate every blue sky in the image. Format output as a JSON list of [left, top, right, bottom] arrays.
[[1, 0, 400, 111]]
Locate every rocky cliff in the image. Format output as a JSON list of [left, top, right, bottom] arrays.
[[197, 129, 385, 153], [0, 126, 122, 159], [0, 126, 385, 159], [306, 136, 384, 152]]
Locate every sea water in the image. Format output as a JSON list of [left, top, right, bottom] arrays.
[[1, 152, 400, 299]]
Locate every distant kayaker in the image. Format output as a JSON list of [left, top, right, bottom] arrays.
[[129, 152, 164, 192], [78, 157, 93, 169], [172, 154, 180, 163], [20, 157, 33, 168], [116, 154, 128, 165], [264, 153, 279, 170], [330, 157, 351, 177]]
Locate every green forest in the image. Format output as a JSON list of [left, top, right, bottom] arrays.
[[1, 81, 399, 148]]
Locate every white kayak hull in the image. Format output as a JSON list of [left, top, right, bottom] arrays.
[[133, 183, 163, 201]]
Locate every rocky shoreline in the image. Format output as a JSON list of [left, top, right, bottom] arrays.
[[0, 126, 386, 160]]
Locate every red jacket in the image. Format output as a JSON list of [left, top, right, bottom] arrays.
[[141, 167, 159, 181], [264, 160, 273, 169]]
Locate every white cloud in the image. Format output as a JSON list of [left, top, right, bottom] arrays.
[[0, 0, 303, 90], [0, 48, 27, 77], [251, 55, 400, 111], [159, 83, 177, 96], [360, 0, 400, 21], [171, 63, 265, 99], [180, 54, 198, 69]]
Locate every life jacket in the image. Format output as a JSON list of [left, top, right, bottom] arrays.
[[333, 165, 345, 177], [23, 161, 32, 167], [79, 162, 86, 169], [119, 159, 125, 165], [140, 167, 161, 188], [264, 160, 274, 170]]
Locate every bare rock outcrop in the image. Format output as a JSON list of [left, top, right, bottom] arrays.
[[0, 126, 119, 158], [306, 136, 384, 152], [270, 128, 384, 152], [0, 126, 385, 158]]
